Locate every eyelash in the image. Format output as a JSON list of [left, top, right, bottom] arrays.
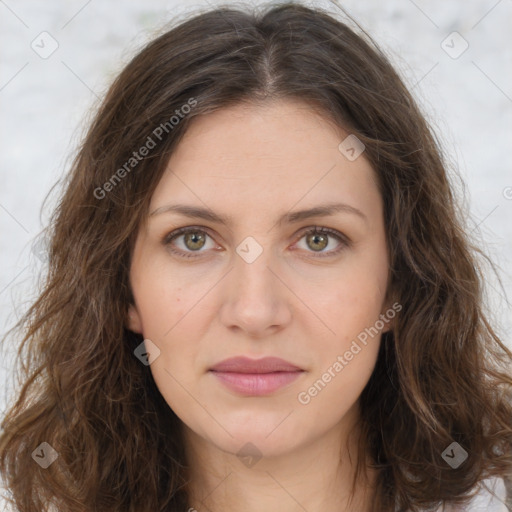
[[162, 226, 350, 260]]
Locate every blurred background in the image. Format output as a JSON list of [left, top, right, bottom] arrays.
[[0, 0, 511, 504]]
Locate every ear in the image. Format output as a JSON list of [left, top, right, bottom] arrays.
[[381, 314, 393, 334], [127, 303, 144, 334], [379, 299, 400, 334]]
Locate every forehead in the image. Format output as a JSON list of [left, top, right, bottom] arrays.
[[172, 98, 347, 167], [149, 99, 381, 225]]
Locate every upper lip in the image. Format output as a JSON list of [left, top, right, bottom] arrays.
[[209, 356, 303, 373]]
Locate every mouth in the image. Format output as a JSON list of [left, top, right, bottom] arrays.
[[208, 356, 304, 396]]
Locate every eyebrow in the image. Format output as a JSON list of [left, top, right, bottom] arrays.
[[149, 202, 367, 225]]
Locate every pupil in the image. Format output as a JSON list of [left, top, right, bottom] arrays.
[[185, 232, 205, 250], [309, 233, 327, 251]]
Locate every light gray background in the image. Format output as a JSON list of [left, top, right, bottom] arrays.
[[0, 1, 511, 504]]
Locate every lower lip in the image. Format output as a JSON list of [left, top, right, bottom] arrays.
[[210, 370, 303, 396]]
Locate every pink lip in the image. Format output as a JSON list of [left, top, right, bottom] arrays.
[[210, 356, 302, 373], [209, 356, 304, 396]]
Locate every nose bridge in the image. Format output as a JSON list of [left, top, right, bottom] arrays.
[[219, 234, 291, 335], [232, 235, 276, 301]]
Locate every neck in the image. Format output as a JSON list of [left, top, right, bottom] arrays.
[[182, 407, 377, 512]]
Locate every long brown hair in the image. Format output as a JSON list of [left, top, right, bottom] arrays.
[[1, 3, 511, 511]]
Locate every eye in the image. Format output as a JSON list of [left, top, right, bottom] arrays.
[[162, 225, 350, 260], [293, 226, 350, 257], [162, 227, 218, 259]]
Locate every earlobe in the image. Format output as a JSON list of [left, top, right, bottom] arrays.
[[127, 304, 143, 334], [380, 300, 396, 334], [381, 317, 394, 334], [380, 297, 401, 334]]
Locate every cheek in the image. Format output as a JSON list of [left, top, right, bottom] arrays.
[[131, 267, 209, 371], [320, 262, 387, 335], [307, 340, 380, 421], [131, 258, 193, 339], [308, 248, 388, 371], [298, 282, 384, 415]]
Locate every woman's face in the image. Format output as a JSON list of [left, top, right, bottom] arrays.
[[127, 99, 391, 458]]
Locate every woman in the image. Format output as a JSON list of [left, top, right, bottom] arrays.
[[1, 2, 511, 511]]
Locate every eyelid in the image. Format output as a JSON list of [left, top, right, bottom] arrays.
[[291, 226, 351, 258], [161, 225, 221, 259], [162, 225, 350, 258], [162, 225, 216, 245]]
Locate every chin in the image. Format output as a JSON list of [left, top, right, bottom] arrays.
[[207, 419, 308, 460]]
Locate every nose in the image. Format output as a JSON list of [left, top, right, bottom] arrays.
[[218, 244, 292, 339]]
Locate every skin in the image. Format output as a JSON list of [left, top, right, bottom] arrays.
[[127, 99, 392, 512]]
